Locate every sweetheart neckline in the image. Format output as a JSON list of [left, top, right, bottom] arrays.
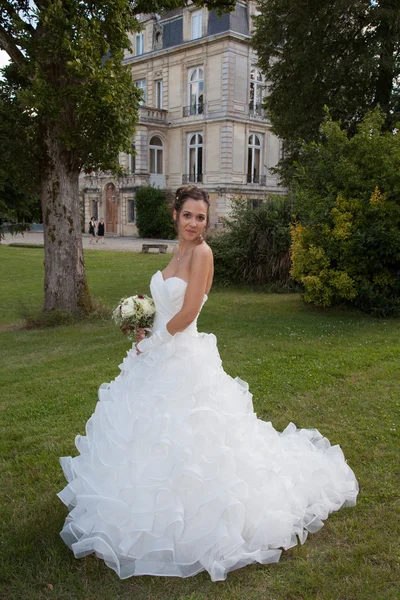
[[159, 270, 188, 284], [157, 271, 208, 298]]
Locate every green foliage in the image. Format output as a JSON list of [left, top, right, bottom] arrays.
[[290, 109, 400, 316], [252, 0, 400, 167], [135, 186, 175, 239], [208, 196, 293, 287], [0, 65, 41, 238]]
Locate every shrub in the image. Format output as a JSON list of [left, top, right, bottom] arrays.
[[135, 186, 175, 239], [208, 196, 293, 287], [290, 109, 400, 316]]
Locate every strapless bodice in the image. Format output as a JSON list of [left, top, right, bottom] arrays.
[[150, 270, 207, 335]]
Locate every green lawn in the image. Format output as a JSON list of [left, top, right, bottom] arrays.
[[0, 245, 399, 600]]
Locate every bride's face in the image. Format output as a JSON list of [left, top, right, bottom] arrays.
[[174, 199, 208, 242]]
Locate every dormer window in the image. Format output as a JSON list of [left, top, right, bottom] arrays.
[[153, 23, 163, 51], [191, 10, 202, 40], [136, 32, 144, 56]]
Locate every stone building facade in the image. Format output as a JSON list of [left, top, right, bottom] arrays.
[[81, 1, 284, 236]]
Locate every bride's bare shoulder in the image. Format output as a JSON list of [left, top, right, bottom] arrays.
[[193, 241, 213, 259]]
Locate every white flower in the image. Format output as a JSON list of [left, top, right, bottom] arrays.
[[121, 297, 135, 317], [140, 298, 154, 315]]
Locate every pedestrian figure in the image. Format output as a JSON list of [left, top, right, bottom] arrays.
[[89, 217, 96, 244], [96, 218, 105, 244]]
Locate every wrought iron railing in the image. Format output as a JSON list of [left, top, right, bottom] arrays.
[[246, 174, 267, 185], [249, 103, 266, 119], [183, 103, 204, 117], [182, 173, 203, 184]]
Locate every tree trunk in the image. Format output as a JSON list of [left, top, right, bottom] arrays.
[[41, 128, 92, 313]]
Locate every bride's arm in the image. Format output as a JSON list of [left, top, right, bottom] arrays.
[[166, 243, 212, 335]]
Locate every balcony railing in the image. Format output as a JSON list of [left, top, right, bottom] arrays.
[[138, 106, 168, 124], [246, 174, 267, 185], [183, 103, 204, 117], [118, 176, 138, 188], [182, 173, 203, 184], [249, 103, 266, 119]]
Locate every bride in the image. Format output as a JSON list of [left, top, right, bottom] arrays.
[[58, 184, 358, 582]]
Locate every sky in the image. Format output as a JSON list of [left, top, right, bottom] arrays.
[[0, 51, 10, 68]]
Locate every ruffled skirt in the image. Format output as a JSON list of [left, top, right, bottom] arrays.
[[58, 332, 358, 581]]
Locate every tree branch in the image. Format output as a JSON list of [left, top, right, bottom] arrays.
[[0, 23, 27, 68], [0, 0, 36, 35]]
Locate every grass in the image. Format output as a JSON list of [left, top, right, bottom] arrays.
[[0, 245, 399, 600]]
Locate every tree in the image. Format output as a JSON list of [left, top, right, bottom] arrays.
[[208, 196, 293, 286], [252, 0, 400, 164], [0, 0, 234, 313], [290, 109, 400, 316], [135, 186, 175, 240]]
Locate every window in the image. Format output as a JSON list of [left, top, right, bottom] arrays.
[[191, 10, 202, 40], [186, 133, 203, 183], [129, 144, 136, 174], [186, 67, 204, 116], [136, 32, 144, 56], [92, 199, 99, 221], [247, 134, 262, 183], [249, 68, 265, 115], [135, 79, 146, 105], [155, 80, 163, 109], [149, 136, 163, 175], [127, 199, 135, 223]]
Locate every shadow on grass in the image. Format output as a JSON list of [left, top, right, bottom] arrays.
[[19, 301, 112, 330]]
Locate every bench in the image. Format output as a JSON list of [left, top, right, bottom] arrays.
[[142, 243, 168, 254]]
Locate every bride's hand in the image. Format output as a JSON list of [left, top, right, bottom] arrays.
[[136, 328, 145, 354]]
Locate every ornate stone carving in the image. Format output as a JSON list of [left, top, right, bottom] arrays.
[[153, 23, 163, 51]]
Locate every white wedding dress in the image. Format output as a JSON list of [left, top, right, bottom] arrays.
[[58, 270, 358, 582]]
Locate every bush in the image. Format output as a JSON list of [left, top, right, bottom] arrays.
[[208, 196, 293, 287], [290, 109, 400, 316], [135, 186, 175, 239]]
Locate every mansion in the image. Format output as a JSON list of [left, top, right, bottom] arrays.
[[81, 1, 284, 236]]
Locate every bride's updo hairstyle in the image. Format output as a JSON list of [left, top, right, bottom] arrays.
[[173, 185, 211, 231]]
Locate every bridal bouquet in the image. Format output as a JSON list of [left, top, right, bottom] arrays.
[[112, 294, 155, 340]]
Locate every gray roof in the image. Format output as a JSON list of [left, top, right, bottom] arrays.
[[160, 8, 183, 20], [157, 3, 249, 53], [208, 4, 249, 37], [162, 18, 183, 49]]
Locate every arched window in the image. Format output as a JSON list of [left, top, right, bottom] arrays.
[[149, 136, 163, 175], [188, 67, 204, 116], [249, 68, 265, 116], [247, 134, 262, 184], [186, 133, 203, 183]]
